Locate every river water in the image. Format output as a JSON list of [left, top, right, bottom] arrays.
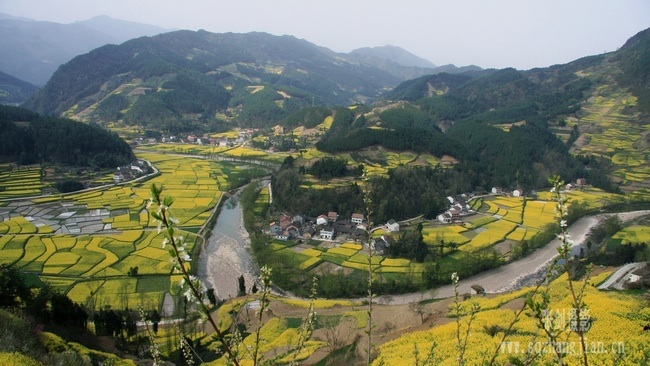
[[198, 194, 260, 301]]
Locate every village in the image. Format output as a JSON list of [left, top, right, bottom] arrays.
[[265, 177, 591, 257]]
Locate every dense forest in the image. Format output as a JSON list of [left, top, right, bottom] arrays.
[[0, 105, 134, 167]]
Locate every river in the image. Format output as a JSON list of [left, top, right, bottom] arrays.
[[198, 194, 260, 302]]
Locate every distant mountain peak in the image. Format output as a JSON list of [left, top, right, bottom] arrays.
[[349, 45, 436, 68], [75, 15, 172, 41]]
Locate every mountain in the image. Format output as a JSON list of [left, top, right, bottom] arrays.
[[0, 14, 171, 86], [345, 46, 482, 81], [75, 15, 169, 43], [316, 27, 650, 193], [349, 45, 437, 68], [0, 71, 39, 105], [24, 30, 440, 130]]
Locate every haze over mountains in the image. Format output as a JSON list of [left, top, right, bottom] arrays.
[[0, 13, 474, 105], [0, 13, 171, 86]]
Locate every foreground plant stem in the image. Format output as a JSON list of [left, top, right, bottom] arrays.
[[149, 183, 240, 366]]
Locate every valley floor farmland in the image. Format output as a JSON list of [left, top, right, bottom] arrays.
[[0, 152, 262, 313]]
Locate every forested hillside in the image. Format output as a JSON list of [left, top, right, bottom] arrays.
[[0, 71, 39, 105], [0, 105, 134, 167]]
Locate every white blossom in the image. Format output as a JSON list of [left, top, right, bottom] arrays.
[[451, 272, 459, 283]]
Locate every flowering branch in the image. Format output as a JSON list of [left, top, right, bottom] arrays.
[[148, 183, 240, 366], [550, 175, 591, 366]]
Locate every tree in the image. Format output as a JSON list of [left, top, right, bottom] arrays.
[[206, 288, 217, 306], [0, 264, 31, 308], [149, 309, 161, 334], [128, 266, 139, 277], [319, 316, 355, 352], [389, 224, 429, 262], [409, 293, 430, 325], [238, 275, 246, 296]]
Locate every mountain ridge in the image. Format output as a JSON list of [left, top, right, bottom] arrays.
[[23, 29, 453, 129]]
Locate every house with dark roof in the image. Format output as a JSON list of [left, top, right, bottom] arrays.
[[320, 226, 335, 240]]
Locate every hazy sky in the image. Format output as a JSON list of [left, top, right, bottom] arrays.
[[1, 0, 649, 70]]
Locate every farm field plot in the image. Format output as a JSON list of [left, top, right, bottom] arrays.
[[0, 165, 48, 199], [0, 228, 198, 309], [376, 272, 650, 365], [609, 225, 650, 245], [422, 226, 470, 246], [536, 187, 621, 211], [521, 200, 556, 229], [137, 142, 231, 156], [461, 220, 517, 252]]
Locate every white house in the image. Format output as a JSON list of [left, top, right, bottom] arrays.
[[316, 214, 328, 226], [513, 189, 523, 197], [320, 226, 335, 240], [351, 213, 364, 224], [386, 219, 400, 232], [437, 213, 452, 224]]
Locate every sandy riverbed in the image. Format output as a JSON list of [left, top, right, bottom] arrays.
[[198, 198, 260, 302]]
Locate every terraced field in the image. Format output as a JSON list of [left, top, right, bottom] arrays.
[[571, 83, 650, 197], [0, 164, 48, 199]]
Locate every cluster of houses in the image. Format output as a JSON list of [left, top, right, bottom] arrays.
[[112, 160, 151, 183], [436, 178, 589, 225], [185, 131, 251, 147], [566, 178, 588, 190], [131, 129, 257, 147], [268, 211, 400, 254], [437, 194, 474, 224]]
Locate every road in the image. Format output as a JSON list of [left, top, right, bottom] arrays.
[[390, 210, 650, 304], [597, 262, 646, 290]]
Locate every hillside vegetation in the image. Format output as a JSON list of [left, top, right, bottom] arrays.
[[0, 105, 134, 167]]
